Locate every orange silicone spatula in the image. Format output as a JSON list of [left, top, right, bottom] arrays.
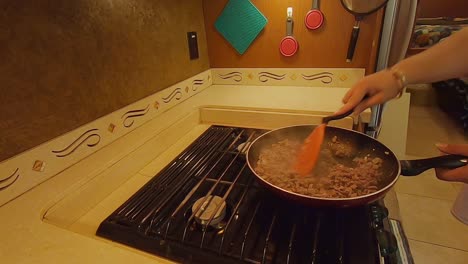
[[294, 109, 354, 176]]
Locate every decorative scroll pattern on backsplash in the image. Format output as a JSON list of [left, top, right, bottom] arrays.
[[52, 129, 101, 157], [258, 72, 286, 82], [0, 168, 20, 191], [302, 72, 333, 84], [162, 88, 183, 103], [218, 72, 243, 82], [0, 71, 212, 205], [122, 105, 150, 128], [192, 79, 204, 91]]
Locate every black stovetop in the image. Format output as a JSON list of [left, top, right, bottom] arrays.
[[97, 126, 397, 264]]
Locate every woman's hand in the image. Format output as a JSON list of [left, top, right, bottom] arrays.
[[435, 143, 468, 184], [335, 70, 402, 116]]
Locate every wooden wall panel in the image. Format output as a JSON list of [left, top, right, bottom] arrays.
[[417, 0, 468, 18], [203, 0, 384, 72], [0, 0, 209, 162]]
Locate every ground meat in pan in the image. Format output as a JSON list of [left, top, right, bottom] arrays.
[[328, 135, 353, 158], [254, 139, 383, 198]]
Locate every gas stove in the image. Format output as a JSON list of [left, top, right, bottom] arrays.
[[97, 126, 398, 264]]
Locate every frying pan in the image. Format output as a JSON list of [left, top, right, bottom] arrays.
[[280, 8, 298, 57], [305, 0, 324, 30], [246, 125, 467, 207], [341, 0, 389, 62]]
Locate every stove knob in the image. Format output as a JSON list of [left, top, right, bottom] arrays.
[[370, 204, 389, 220]]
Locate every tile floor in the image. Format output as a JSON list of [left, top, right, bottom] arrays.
[[396, 105, 468, 263]]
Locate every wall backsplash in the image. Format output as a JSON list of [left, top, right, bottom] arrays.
[[0, 0, 209, 162]]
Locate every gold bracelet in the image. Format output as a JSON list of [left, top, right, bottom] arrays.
[[390, 68, 408, 99]]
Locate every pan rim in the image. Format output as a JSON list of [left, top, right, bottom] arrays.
[[305, 9, 324, 30], [280, 36, 299, 57], [340, 0, 389, 17], [246, 124, 401, 201]]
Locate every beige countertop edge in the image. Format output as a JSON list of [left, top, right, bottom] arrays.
[[0, 111, 202, 264]]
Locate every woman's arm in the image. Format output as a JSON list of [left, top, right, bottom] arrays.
[[337, 27, 468, 115], [395, 27, 468, 84]]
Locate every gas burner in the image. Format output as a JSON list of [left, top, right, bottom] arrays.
[[191, 195, 227, 229], [236, 142, 251, 154]]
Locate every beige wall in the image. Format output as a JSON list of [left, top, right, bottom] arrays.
[[0, 0, 209, 162]]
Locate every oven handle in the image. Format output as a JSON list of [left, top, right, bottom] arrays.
[[376, 229, 398, 257], [370, 204, 398, 257]]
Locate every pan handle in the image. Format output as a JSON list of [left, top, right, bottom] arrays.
[[312, 0, 319, 10], [286, 7, 294, 36], [400, 154, 468, 176], [286, 17, 294, 36], [346, 20, 360, 62]]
